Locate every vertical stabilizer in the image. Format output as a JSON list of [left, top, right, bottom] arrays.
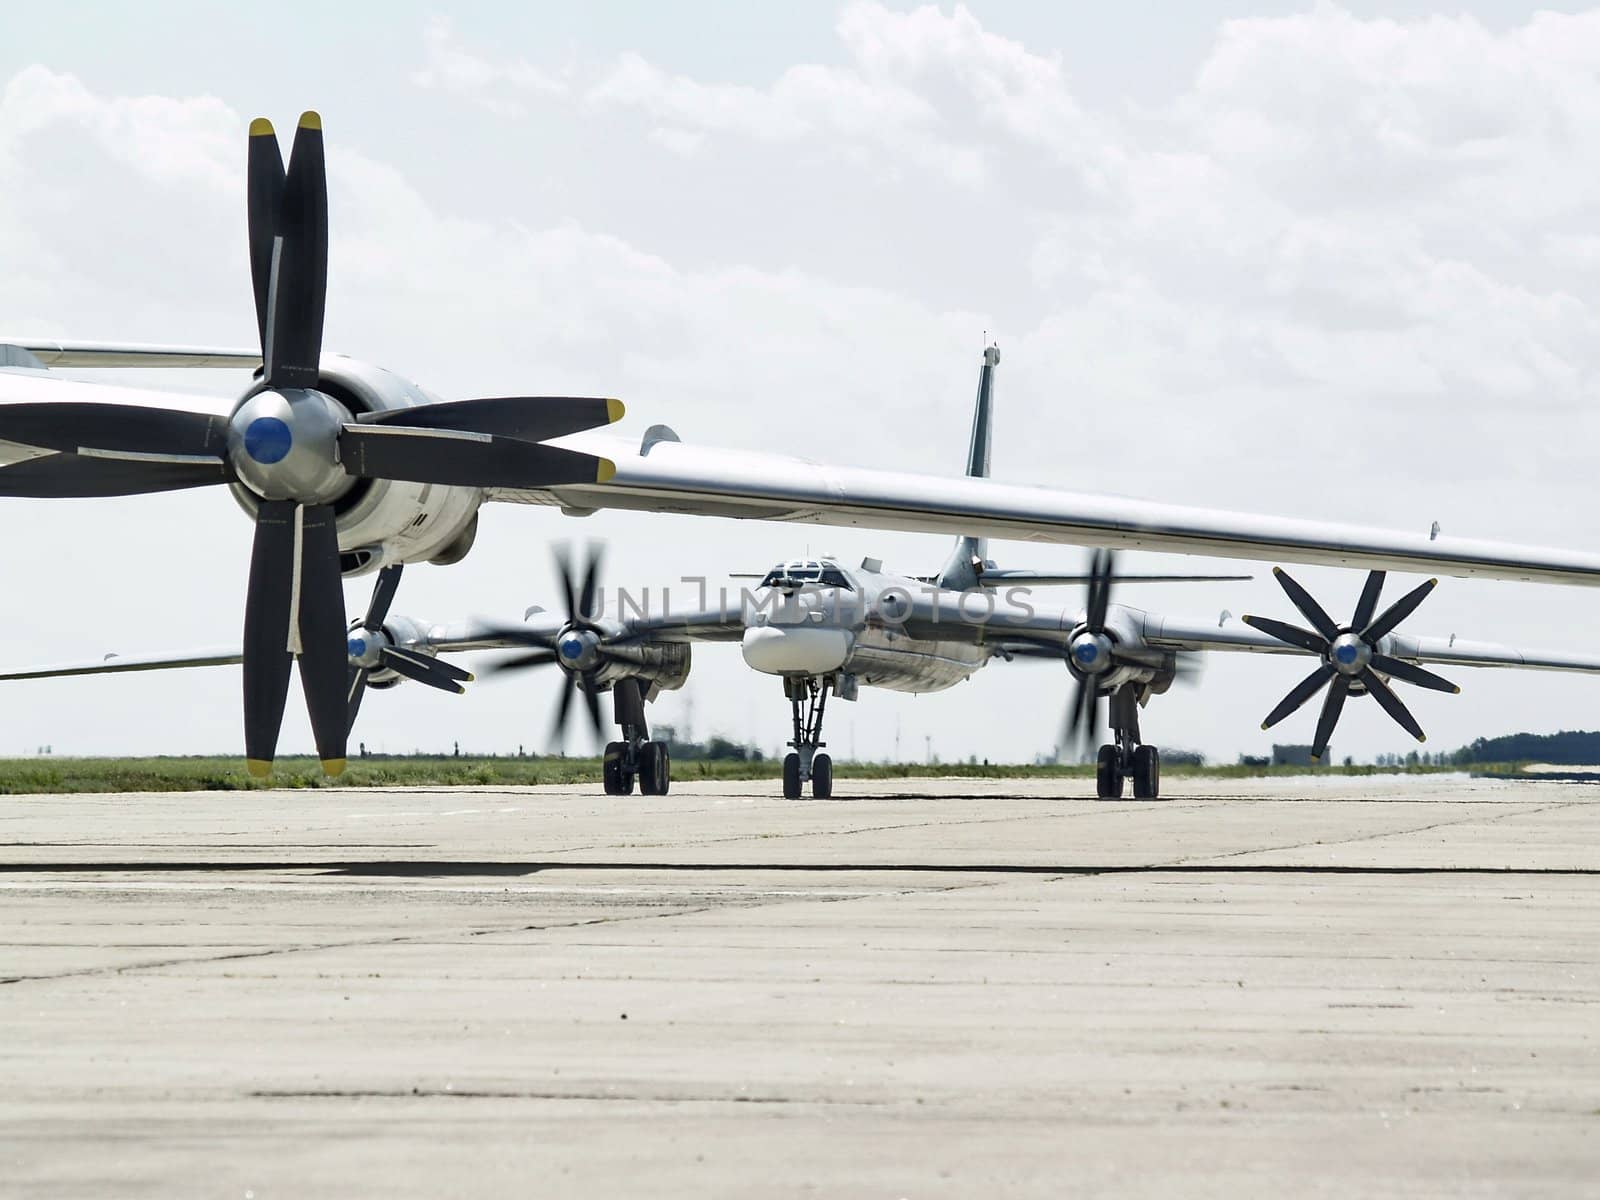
[[936, 344, 1000, 590]]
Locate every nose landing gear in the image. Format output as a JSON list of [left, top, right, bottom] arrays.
[[782, 675, 834, 799]]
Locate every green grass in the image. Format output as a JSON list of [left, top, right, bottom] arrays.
[[0, 755, 1506, 795]]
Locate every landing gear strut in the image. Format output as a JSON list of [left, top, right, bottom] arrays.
[[603, 677, 671, 796], [782, 675, 833, 799], [1095, 682, 1160, 800]]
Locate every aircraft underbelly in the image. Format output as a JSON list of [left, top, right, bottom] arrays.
[[844, 632, 986, 694]]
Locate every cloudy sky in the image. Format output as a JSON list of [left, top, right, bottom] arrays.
[[2, 1, 1599, 766]]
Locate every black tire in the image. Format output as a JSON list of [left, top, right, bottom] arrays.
[[1095, 744, 1123, 800], [602, 742, 633, 796], [1132, 744, 1160, 800], [811, 753, 833, 799], [638, 741, 671, 796], [782, 752, 802, 800]]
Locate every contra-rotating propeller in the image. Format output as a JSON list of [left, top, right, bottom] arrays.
[[1243, 567, 1459, 762], [483, 543, 614, 751], [1055, 549, 1198, 761], [343, 564, 476, 733], [0, 113, 624, 776]]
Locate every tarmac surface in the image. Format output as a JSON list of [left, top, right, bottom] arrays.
[[3, 773, 1599, 1198]]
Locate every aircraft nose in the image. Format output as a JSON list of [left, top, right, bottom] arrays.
[[741, 625, 851, 676]]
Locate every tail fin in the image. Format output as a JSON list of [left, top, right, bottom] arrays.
[[936, 344, 999, 590]]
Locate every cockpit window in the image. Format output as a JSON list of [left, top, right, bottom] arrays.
[[758, 560, 853, 590]]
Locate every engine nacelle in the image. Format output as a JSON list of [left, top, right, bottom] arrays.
[[226, 357, 484, 576], [593, 639, 691, 699]]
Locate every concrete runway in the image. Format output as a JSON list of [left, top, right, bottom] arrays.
[[3, 774, 1598, 1198]]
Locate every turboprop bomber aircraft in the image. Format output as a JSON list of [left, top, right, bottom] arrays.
[[10, 350, 1600, 801], [8, 115, 1600, 779]]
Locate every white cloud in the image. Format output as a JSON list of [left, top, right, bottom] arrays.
[[410, 16, 568, 116]]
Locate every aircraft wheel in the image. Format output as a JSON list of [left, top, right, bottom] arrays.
[[782, 753, 803, 800], [811, 753, 833, 799], [1132, 745, 1160, 800], [1095, 744, 1124, 800], [638, 741, 671, 796], [602, 743, 634, 796]]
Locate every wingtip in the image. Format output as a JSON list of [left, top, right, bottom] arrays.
[[605, 398, 625, 424], [298, 110, 322, 131], [321, 757, 347, 778], [246, 758, 272, 778], [249, 117, 275, 137]]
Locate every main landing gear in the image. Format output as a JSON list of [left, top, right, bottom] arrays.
[[602, 678, 671, 796], [1094, 682, 1161, 800], [782, 675, 834, 799]]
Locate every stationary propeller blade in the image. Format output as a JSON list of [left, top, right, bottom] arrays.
[[242, 501, 298, 775], [1368, 654, 1459, 695], [293, 504, 349, 773], [1311, 676, 1350, 762], [338, 425, 614, 490], [359, 396, 625, 441], [1261, 662, 1336, 730], [247, 117, 286, 345], [0, 454, 230, 497], [1241, 614, 1329, 656], [1351, 570, 1386, 632], [1362, 578, 1438, 643], [240, 502, 346, 775], [263, 113, 328, 388], [361, 565, 403, 633], [1271, 567, 1341, 642], [1359, 669, 1425, 743], [379, 646, 471, 695], [0, 402, 230, 460]]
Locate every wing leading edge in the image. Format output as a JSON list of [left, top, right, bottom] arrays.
[[493, 434, 1600, 588]]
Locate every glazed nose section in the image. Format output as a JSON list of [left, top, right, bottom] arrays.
[[741, 625, 851, 676]]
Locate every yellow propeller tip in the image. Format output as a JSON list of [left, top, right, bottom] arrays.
[[1271, 566, 1284, 575], [1310, 755, 1322, 764], [321, 758, 347, 778], [1417, 736, 1427, 745], [249, 117, 275, 137], [1452, 686, 1462, 694], [1259, 722, 1269, 731], [245, 759, 273, 778], [464, 673, 477, 683], [298, 110, 322, 131], [596, 458, 616, 484], [605, 398, 625, 424]]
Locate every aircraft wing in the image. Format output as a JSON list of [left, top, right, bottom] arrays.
[[498, 433, 1600, 588], [0, 646, 243, 680], [1138, 612, 1600, 674]]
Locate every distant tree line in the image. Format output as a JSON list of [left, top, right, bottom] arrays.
[[1444, 729, 1600, 766]]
